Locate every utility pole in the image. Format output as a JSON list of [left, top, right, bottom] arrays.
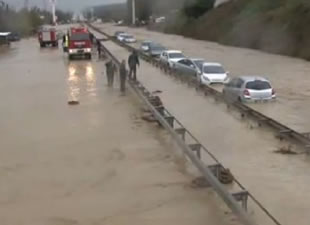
[[132, 0, 136, 25], [50, 0, 56, 25]]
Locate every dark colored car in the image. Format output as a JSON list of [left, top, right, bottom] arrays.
[[147, 43, 166, 58], [8, 32, 21, 42]]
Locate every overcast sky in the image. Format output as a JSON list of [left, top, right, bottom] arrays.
[[8, 0, 126, 11]]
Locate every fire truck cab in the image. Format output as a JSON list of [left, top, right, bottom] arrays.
[[38, 26, 58, 48], [68, 27, 92, 60]]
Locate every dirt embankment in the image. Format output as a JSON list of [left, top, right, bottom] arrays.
[[162, 0, 310, 60]]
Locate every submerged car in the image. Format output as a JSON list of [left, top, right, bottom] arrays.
[[147, 43, 166, 58], [8, 32, 21, 41], [173, 58, 204, 77], [122, 34, 136, 43], [198, 62, 229, 85], [140, 40, 152, 51], [160, 50, 186, 68], [114, 31, 125, 37], [223, 76, 276, 103], [116, 33, 127, 41]]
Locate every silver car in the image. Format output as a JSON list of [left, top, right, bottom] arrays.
[[223, 76, 276, 103], [173, 58, 204, 77]]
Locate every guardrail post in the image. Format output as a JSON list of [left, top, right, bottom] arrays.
[[208, 164, 221, 178], [189, 144, 201, 159], [155, 106, 165, 116], [175, 128, 186, 141], [232, 191, 249, 211], [165, 116, 174, 128]]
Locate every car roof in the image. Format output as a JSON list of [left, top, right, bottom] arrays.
[[239, 76, 269, 82], [203, 62, 222, 66], [142, 40, 152, 43], [165, 50, 182, 53], [191, 58, 204, 62]]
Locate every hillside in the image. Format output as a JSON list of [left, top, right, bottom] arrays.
[[164, 0, 310, 60]]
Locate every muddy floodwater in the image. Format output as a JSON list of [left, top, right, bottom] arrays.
[[96, 23, 310, 133], [0, 35, 241, 225], [90, 25, 310, 225]]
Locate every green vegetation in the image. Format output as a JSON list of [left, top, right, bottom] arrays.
[[164, 0, 310, 60]]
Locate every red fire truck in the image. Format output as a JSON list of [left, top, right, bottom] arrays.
[[67, 27, 92, 60], [38, 26, 58, 48]]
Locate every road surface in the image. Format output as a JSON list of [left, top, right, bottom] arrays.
[[0, 36, 239, 225], [90, 25, 310, 225]]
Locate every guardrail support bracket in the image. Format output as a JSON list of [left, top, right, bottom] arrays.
[[189, 144, 201, 159], [232, 190, 249, 211], [175, 128, 186, 141]]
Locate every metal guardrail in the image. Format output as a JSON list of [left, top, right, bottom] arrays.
[[88, 24, 310, 152], [89, 25, 283, 225]]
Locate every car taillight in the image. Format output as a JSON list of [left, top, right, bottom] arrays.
[[243, 89, 250, 96], [272, 88, 275, 95]]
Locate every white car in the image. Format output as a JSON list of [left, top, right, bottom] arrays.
[[160, 50, 186, 68], [198, 62, 229, 85], [117, 33, 128, 42], [122, 34, 136, 43], [140, 40, 152, 51]]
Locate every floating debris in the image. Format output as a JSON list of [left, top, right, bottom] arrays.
[[274, 145, 297, 155], [152, 90, 163, 94], [191, 176, 210, 188], [141, 113, 157, 123], [68, 100, 79, 105]]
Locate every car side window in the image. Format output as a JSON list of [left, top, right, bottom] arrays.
[[187, 60, 195, 68], [179, 59, 186, 65]]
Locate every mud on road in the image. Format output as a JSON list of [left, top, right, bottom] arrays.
[[0, 35, 240, 225]]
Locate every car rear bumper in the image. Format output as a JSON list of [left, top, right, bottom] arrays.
[[243, 96, 276, 103]]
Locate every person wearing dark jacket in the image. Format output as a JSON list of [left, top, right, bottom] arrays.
[[105, 60, 116, 87], [97, 39, 101, 59], [120, 60, 127, 94], [128, 50, 140, 81]]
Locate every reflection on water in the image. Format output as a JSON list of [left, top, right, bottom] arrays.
[[86, 64, 96, 96], [67, 61, 97, 100]]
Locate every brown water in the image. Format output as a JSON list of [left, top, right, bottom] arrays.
[[97, 23, 310, 133], [91, 25, 310, 225], [0, 36, 239, 225]]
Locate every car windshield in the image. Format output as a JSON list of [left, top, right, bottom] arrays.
[[124, 35, 133, 38], [204, 65, 225, 74], [70, 33, 90, 41], [169, 53, 185, 58], [245, 80, 271, 90], [150, 44, 165, 51]]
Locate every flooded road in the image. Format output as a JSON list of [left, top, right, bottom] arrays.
[[0, 37, 240, 225], [96, 23, 310, 133], [91, 26, 310, 225]]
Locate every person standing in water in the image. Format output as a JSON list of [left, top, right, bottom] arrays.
[[128, 50, 140, 81], [105, 60, 116, 87]]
